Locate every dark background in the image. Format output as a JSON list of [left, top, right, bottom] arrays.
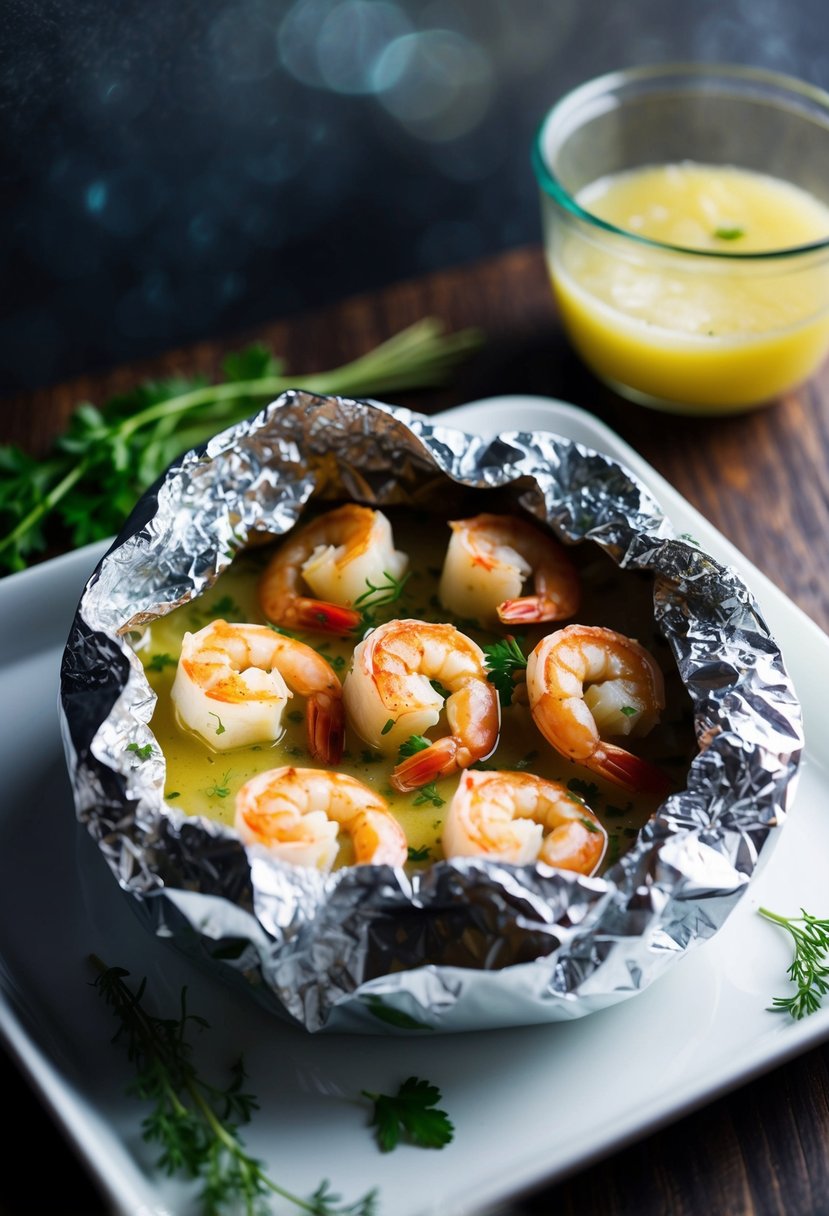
[[3, 0, 829, 399]]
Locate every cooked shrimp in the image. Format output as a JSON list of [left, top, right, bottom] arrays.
[[235, 766, 407, 871], [170, 619, 344, 762], [526, 624, 670, 798], [443, 769, 607, 875], [258, 504, 408, 635], [439, 513, 579, 626], [343, 618, 500, 791]]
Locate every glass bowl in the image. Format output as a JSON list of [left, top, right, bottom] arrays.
[[532, 64, 829, 414]]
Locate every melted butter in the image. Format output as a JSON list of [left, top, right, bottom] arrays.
[[137, 511, 695, 874]]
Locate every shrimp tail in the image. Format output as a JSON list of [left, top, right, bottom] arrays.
[[280, 597, 362, 636], [595, 742, 672, 801], [390, 736, 460, 792], [307, 692, 345, 765], [497, 594, 573, 624]]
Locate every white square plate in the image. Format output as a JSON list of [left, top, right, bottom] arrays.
[[2, 395, 828, 1216]]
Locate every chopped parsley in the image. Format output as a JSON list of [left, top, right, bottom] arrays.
[[713, 225, 745, 240], [413, 783, 445, 808], [126, 742, 153, 761], [567, 778, 601, 803], [145, 652, 177, 673], [398, 734, 430, 761], [407, 845, 432, 862]]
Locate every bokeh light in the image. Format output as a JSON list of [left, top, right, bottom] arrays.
[[373, 29, 493, 142]]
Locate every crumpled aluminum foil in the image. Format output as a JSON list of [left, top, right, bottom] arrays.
[[59, 392, 803, 1033]]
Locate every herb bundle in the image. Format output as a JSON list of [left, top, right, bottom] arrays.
[[92, 957, 377, 1216], [1, 319, 481, 575]]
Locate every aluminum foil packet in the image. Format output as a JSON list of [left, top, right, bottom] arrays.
[[59, 392, 803, 1033]]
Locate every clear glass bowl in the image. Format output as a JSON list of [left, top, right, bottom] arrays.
[[532, 64, 829, 414]]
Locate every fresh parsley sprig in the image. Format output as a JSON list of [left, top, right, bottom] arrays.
[[482, 635, 528, 707], [0, 319, 482, 574], [758, 906, 829, 1019], [397, 734, 430, 761], [362, 1077, 454, 1153], [91, 957, 377, 1216]]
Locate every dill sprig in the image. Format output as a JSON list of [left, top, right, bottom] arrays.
[[354, 570, 411, 631], [91, 956, 377, 1216], [0, 318, 482, 575], [482, 635, 528, 707], [758, 906, 829, 1019]]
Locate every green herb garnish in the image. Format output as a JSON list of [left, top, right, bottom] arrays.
[[209, 712, 226, 737], [0, 320, 482, 575], [398, 735, 430, 761], [380, 718, 395, 736], [713, 225, 745, 240], [205, 771, 232, 799], [355, 571, 411, 630], [620, 705, 638, 718], [200, 595, 242, 621], [407, 845, 432, 862], [567, 778, 601, 803], [413, 783, 445, 808], [482, 635, 528, 707], [91, 958, 377, 1215], [126, 742, 153, 761], [759, 906, 829, 1019], [362, 997, 433, 1032], [361, 1077, 454, 1153], [145, 652, 177, 673]]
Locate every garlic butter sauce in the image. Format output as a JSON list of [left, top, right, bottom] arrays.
[[138, 511, 694, 873]]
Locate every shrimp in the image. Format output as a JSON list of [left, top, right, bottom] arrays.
[[439, 513, 580, 626], [343, 618, 500, 791], [170, 619, 344, 762], [258, 504, 408, 635], [235, 766, 408, 871], [526, 624, 670, 798], [443, 769, 607, 875]]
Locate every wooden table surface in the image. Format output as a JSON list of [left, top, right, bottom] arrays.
[[3, 245, 829, 1215]]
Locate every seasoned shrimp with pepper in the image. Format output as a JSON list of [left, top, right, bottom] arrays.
[[526, 624, 670, 798], [343, 618, 500, 791], [439, 513, 580, 626], [235, 766, 407, 871], [443, 769, 607, 874], [171, 620, 344, 762], [258, 504, 408, 635]]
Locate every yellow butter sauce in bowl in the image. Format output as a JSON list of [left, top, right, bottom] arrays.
[[533, 66, 829, 413]]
